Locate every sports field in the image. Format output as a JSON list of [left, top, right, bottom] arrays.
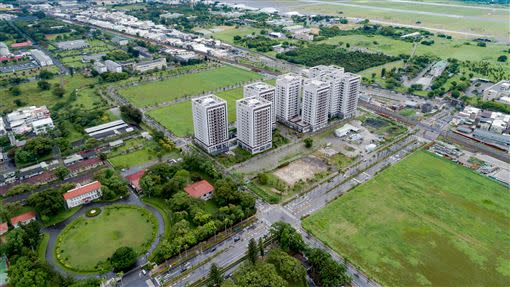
[[56, 205, 156, 272], [206, 26, 261, 44], [303, 150, 510, 287], [119, 66, 263, 107], [147, 87, 244, 137]]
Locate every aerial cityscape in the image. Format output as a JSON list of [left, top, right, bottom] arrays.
[[0, 0, 508, 287]]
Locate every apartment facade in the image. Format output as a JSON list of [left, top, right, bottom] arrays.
[[236, 97, 273, 154], [244, 82, 276, 126], [192, 94, 229, 154], [302, 80, 331, 131], [339, 73, 361, 118], [275, 73, 302, 121]]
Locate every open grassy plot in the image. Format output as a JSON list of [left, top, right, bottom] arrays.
[[303, 150, 510, 287], [56, 205, 156, 272], [147, 86, 244, 137], [206, 26, 262, 44], [321, 34, 510, 68], [0, 75, 97, 113], [119, 66, 263, 107], [292, 0, 509, 40]]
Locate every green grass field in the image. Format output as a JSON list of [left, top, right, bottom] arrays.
[[56, 205, 156, 272], [303, 150, 510, 287], [291, 0, 509, 40], [206, 26, 262, 44], [320, 35, 509, 68], [147, 86, 244, 137], [0, 75, 98, 113], [119, 66, 263, 108]]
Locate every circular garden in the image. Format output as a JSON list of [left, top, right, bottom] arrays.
[[55, 205, 157, 273]]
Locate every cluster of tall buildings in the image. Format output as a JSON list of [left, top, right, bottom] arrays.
[[191, 65, 361, 155]]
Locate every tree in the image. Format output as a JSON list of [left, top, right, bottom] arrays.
[[55, 166, 70, 181], [234, 262, 287, 287], [208, 263, 223, 287], [381, 67, 386, 77], [9, 86, 21, 96], [306, 248, 351, 287], [258, 237, 265, 257], [247, 238, 258, 264], [37, 80, 51, 90], [39, 70, 55, 80], [110, 246, 137, 272], [120, 105, 143, 125], [27, 189, 65, 217], [497, 55, 508, 62], [267, 249, 306, 285], [53, 86, 66, 98], [304, 137, 313, 148], [270, 222, 305, 253]]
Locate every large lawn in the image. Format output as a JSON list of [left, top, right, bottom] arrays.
[[303, 150, 510, 287], [147, 86, 244, 137], [0, 75, 97, 113], [119, 66, 263, 108], [56, 205, 156, 272]]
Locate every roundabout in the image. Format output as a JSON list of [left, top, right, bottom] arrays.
[[54, 204, 157, 273]]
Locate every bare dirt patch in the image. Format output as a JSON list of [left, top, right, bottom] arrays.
[[273, 156, 328, 186]]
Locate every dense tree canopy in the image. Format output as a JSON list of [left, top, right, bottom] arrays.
[[110, 246, 137, 272]]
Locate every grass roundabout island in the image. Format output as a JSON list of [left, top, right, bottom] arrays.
[[85, 207, 101, 217], [55, 204, 157, 273]]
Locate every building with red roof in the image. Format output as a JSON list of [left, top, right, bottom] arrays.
[[68, 157, 103, 175], [0, 223, 7, 236], [10, 211, 37, 228], [63, 181, 102, 208], [11, 41, 32, 48], [184, 180, 214, 200], [125, 170, 145, 192]]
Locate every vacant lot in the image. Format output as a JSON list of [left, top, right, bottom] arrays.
[[56, 205, 156, 272], [119, 66, 262, 107], [303, 150, 510, 287], [147, 86, 244, 137], [0, 75, 97, 113], [274, 156, 328, 186]]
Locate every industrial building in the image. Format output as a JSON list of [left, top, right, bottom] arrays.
[[30, 49, 53, 67]]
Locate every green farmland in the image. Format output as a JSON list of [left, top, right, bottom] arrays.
[[147, 87, 244, 137], [119, 66, 263, 107], [303, 150, 510, 287]]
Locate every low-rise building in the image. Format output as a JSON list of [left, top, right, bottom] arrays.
[[63, 181, 102, 208], [483, 80, 510, 101], [94, 61, 107, 74], [132, 58, 167, 73], [184, 180, 214, 200], [30, 49, 53, 66], [104, 60, 122, 73], [111, 36, 128, 46], [31, 117, 54, 135], [84, 120, 132, 140], [125, 170, 145, 192], [10, 211, 37, 228], [55, 39, 89, 50]]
